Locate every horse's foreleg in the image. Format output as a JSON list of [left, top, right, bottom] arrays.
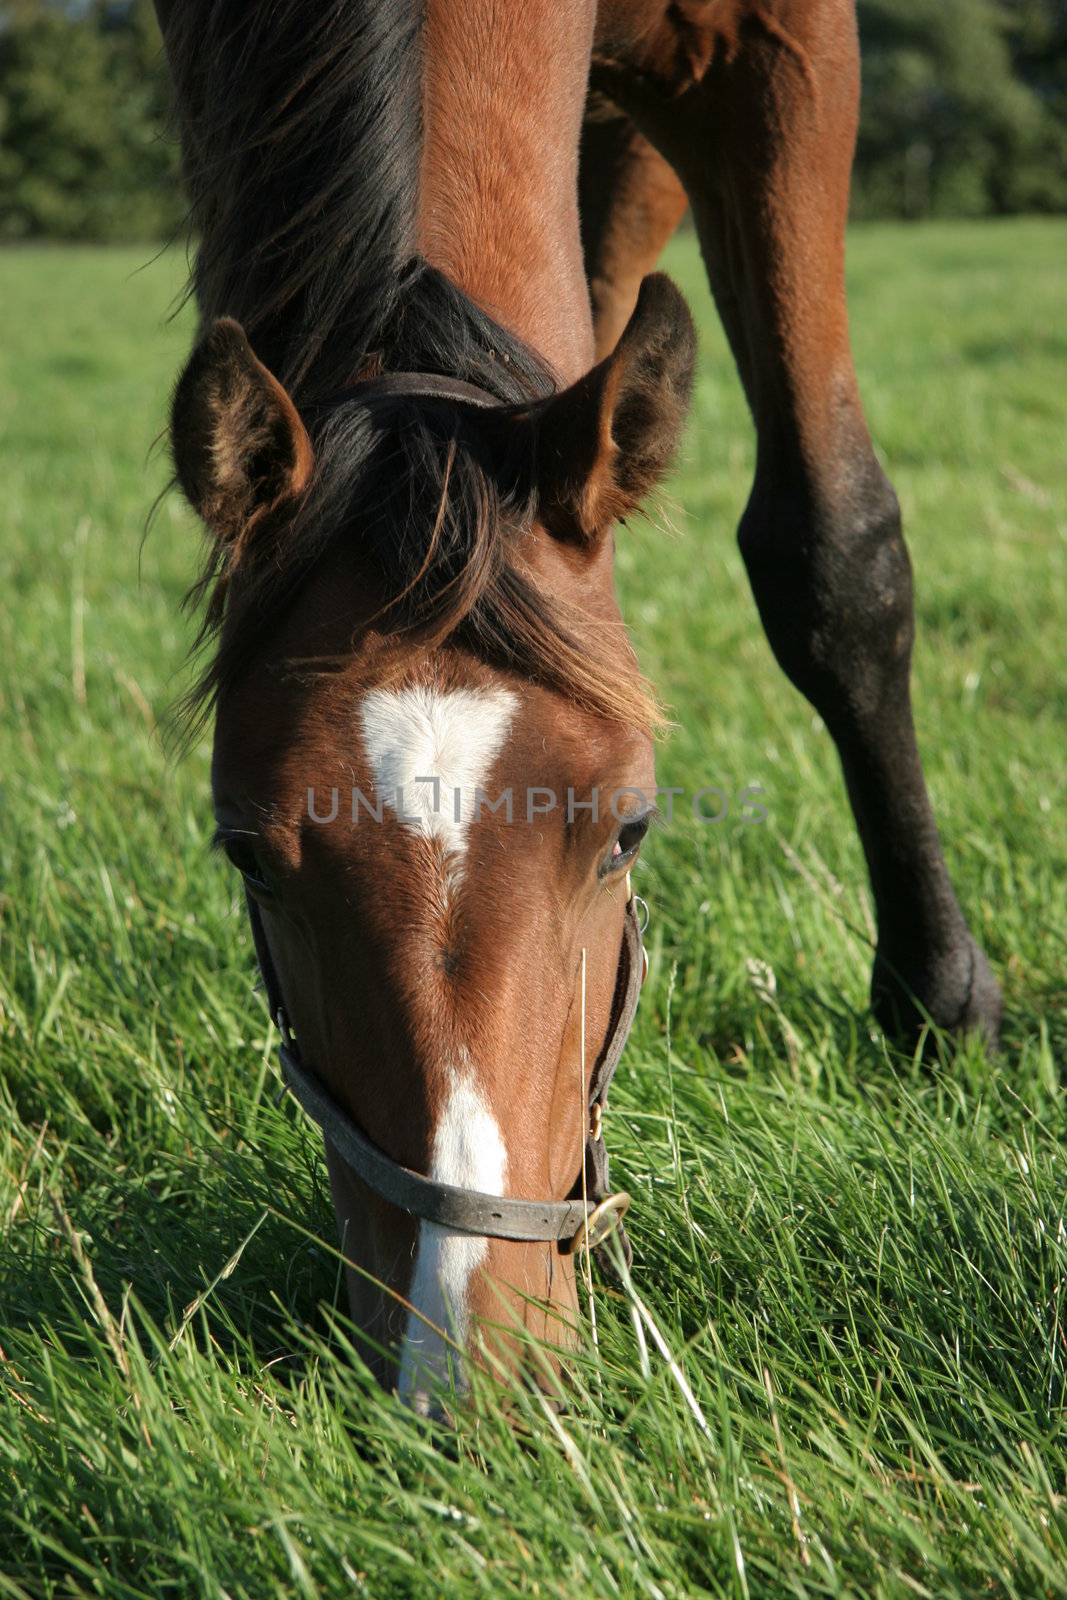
[[578, 108, 688, 358], [595, 0, 1001, 1043]]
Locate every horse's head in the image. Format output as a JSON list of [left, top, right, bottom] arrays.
[[171, 273, 694, 1410]]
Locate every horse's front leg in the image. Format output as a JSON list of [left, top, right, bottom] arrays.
[[594, 0, 1001, 1044], [579, 106, 688, 358]]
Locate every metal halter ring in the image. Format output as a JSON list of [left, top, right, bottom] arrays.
[[559, 1191, 631, 1256], [632, 895, 650, 936]]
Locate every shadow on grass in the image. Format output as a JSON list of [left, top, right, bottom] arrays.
[[1, 1115, 347, 1381]]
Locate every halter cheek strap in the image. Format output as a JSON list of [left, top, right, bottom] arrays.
[[245, 888, 645, 1262]]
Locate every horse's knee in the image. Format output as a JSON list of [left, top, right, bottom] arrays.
[[738, 457, 911, 732]]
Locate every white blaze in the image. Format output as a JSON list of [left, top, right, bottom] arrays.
[[398, 1069, 508, 1413], [359, 684, 517, 870], [357, 685, 517, 1408]]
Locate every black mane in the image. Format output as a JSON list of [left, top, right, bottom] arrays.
[[164, 0, 418, 403], [158, 0, 656, 739]]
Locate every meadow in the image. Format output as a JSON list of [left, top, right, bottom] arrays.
[[0, 220, 1065, 1597]]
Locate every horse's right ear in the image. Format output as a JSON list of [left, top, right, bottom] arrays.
[[524, 274, 695, 546], [171, 319, 313, 543]]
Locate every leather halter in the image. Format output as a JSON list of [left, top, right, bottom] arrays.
[[246, 889, 646, 1261], [343, 370, 506, 410], [240, 369, 647, 1262]]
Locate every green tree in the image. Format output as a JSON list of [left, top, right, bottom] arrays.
[[854, 0, 1067, 217], [0, 0, 181, 241], [1, 0, 1065, 235]]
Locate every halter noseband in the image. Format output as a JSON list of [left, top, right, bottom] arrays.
[[246, 886, 646, 1263]]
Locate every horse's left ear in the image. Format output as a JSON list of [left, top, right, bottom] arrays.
[[171, 318, 314, 544], [530, 274, 695, 545]]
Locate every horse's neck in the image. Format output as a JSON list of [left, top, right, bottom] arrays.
[[417, 0, 596, 385]]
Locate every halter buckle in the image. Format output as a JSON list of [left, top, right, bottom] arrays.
[[560, 1191, 631, 1256]]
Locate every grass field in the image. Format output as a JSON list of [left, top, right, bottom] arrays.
[[1, 219, 1065, 1598]]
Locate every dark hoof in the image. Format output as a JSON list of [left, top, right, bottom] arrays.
[[871, 937, 1002, 1051]]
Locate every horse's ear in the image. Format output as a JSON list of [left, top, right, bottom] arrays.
[[171, 318, 313, 543], [531, 275, 695, 545]]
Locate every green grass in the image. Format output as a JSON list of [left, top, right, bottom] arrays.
[[0, 219, 1065, 1597]]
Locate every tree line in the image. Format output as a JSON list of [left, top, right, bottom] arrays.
[[1, 0, 1065, 241]]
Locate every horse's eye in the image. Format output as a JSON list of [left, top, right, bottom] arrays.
[[221, 835, 271, 893], [604, 813, 653, 875]]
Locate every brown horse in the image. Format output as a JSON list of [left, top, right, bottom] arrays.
[[155, 0, 1001, 1410]]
